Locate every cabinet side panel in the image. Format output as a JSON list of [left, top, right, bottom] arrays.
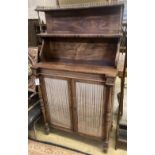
[[44, 78, 72, 129], [76, 82, 104, 137]]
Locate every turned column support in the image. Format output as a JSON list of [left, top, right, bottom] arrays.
[[35, 77, 50, 134], [103, 76, 115, 152]]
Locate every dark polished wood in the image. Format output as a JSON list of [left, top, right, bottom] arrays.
[[38, 33, 122, 38], [38, 37, 119, 67], [33, 62, 117, 77], [33, 3, 124, 153], [45, 7, 122, 35]]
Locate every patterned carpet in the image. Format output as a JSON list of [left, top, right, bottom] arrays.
[[28, 140, 88, 155]]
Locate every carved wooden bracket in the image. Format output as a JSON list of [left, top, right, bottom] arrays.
[[32, 68, 37, 76], [105, 76, 115, 86], [31, 66, 41, 77]]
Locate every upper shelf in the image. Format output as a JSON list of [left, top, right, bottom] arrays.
[[36, 3, 124, 37], [38, 33, 122, 38]]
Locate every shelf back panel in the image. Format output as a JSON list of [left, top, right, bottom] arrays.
[[45, 5, 123, 35], [42, 38, 118, 67]]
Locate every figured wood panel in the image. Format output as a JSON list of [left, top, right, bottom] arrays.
[[44, 78, 72, 129], [43, 38, 118, 66], [76, 82, 104, 137], [40, 69, 106, 82], [45, 6, 122, 35]]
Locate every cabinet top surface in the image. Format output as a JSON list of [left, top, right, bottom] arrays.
[[33, 62, 117, 77]]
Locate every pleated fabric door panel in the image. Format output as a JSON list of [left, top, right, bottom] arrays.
[[76, 82, 105, 137], [44, 77, 72, 129]]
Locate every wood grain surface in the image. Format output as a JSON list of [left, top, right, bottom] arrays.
[[45, 6, 122, 35], [41, 38, 118, 67], [33, 62, 117, 77]]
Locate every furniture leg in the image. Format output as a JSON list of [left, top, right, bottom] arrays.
[[38, 85, 50, 134], [103, 141, 108, 153]]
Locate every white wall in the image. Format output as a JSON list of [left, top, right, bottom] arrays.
[[28, 0, 57, 22]]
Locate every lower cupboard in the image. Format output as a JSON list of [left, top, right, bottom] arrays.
[[35, 70, 115, 152]]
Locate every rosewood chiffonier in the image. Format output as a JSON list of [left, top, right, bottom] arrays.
[[32, 2, 124, 152]]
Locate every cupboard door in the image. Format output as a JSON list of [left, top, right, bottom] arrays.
[[44, 77, 72, 130], [76, 82, 105, 137]]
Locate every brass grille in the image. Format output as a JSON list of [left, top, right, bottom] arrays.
[[44, 78, 71, 129], [76, 82, 104, 137]]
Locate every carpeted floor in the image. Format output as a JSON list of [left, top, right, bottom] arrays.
[[29, 140, 88, 155]]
